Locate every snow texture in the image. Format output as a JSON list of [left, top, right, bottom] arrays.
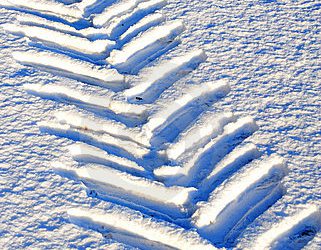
[[0, 0, 320, 249]]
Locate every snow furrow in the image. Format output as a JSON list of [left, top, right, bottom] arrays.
[[55, 111, 148, 147], [105, 0, 167, 39], [199, 143, 261, 194], [118, 13, 165, 45], [39, 121, 149, 159], [192, 156, 288, 245], [124, 49, 208, 103], [67, 207, 216, 250], [13, 51, 126, 91], [251, 206, 321, 250], [68, 143, 146, 175], [224, 184, 286, 247], [142, 80, 231, 146], [107, 21, 185, 73], [2, 24, 115, 59], [16, 14, 108, 40], [154, 117, 259, 186], [165, 112, 236, 161], [0, 0, 82, 22], [54, 163, 197, 218], [93, 0, 150, 28], [24, 84, 148, 120], [76, 0, 115, 17]]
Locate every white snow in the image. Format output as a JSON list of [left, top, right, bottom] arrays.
[[16, 14, 108, 40], [200, 143, 261, 192], [154, 117, 259, 185], [54, 163, 197, 216], [166, 112, 236, 161], [2, 23, 115, 57], [142, 79, 231, 144], [24, 84, 148, 119], [192, 156, 287, 240], [93, 0, 149, 27], [1, 0, 321, 249], [124, 49, 207, 102], [104, 0, 167, 39], [13, 51, 125, 90], [55, 111, 147, 146], [119, 12, 165, 44], [251, 206, 321, 250], [68, 142, 145, 173], [67, 207, 216, 250], [0, 0, 82, 21], [107, 21, 185, 71], [39, 121, 149, 159]]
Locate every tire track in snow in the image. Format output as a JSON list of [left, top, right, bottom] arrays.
[[3, 0, 318, 249]]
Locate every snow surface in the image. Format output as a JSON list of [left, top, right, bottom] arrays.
[[0, 0, 321, 249]]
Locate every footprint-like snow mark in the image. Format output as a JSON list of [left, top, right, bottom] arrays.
[[2, 24, 115, 60], [67, 143, 146, 176], [251, 206, 321, 250], [54, 162, 197, 219], [24, 84, 148, 122], [192, 156, 288, 247], [0, 0, 82, 22], [107, 21, 185, 73], [124, 49, 208, 103], [67, 208, 216, 250], [104, 0, 167, 40], [13, 51, 126, 91]]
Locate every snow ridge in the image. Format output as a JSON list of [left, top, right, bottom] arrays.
[[3, 0, 319, 249]]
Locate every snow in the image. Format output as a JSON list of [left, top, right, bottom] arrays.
[[192, 156, 287, 244], [165, 111, 235, 161], [92, 0, 150, 28], [55, 111, 145, 146], [24, 83, 148, 119], [118, 12, 165, 45], [39, 121, 149, 160], [104, 0, 167, 39], [154, 117, 259, 186], [250, 205, 321, 250], [3, 23, 115, 59], [68, 143, 145, 174], [54, 162, 197, 217], [67, 207, 216, 250], [107, 21, 185, 73], [199, 143, 261, 194], [13, 51, 126, 90], [0, 0, 321, 249], [0, 0, 82, 21], [142, 79, 230, 143], [16, 14, 108, 40], [124, 48, 208, 103]]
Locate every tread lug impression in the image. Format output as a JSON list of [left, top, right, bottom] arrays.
[[2, 0, 317, 249]]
